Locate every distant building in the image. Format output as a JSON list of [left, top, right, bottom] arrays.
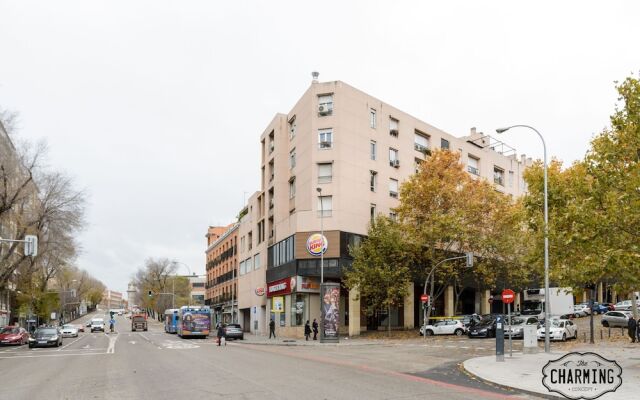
[[187, 274, 206, 305], [100, 290, 124, 310], [204, 224, 238, 326]]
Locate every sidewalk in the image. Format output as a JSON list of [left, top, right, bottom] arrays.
[[235, 333, 387, 346], [462, 344, 640, 399]]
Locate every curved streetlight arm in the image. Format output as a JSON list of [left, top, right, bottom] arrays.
[[496, 124, 550, 353]]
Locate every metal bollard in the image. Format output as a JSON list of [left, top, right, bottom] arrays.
[[496, 316, 505, 362]]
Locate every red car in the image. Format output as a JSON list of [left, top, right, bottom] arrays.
[[0, 326, 29, 345]]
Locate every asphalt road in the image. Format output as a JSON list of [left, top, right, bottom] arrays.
[[0, 313, 541, 400]]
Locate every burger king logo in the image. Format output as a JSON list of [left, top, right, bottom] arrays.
[[255, 287, 265, 296], [306, 233, 328, 256]]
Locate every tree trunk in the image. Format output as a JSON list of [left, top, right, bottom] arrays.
[[387, 305, 391, 337], [631, 291, 638, 320]]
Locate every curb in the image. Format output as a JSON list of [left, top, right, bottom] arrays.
[[460, 361, 560, 400]]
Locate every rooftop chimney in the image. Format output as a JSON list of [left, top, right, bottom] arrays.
[[312, 71, 319, 83], [470, 127, 477, 136]]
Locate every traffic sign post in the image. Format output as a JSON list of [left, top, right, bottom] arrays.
[[502, 289, 515, 357]]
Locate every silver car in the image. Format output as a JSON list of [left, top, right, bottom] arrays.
[[601, 311, 632, 328], [505, 316, 539, 339]]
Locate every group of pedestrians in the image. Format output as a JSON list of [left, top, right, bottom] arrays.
[[267, 318, 318, 341], [627, 316, 640, 343]]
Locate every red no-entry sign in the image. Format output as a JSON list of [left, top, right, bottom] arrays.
[[502, 289, 515, 304], [420, 294, 429, 303]]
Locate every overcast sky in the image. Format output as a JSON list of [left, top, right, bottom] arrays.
[[1, 1, 639, 294]]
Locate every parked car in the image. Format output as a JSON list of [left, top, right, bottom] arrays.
[[90, 318, 105, 333], [457, 314, 482, 329], [61, 324, 79, 338], [468, 315, 504, 338], [601, 303, 615, 311], [601, 311, 633, 328], [613, 300, 640, 311], [29, 327, 63, 348], [0, 326, 29, 345], [505, 316, 539, 339], [223, 323, 244, 340], [420, 320, 466, 336], [537, 319, 577, 341], [573, 304, 591, 317], [590, 302, 609, 314]]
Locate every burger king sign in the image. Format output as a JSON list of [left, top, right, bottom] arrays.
[[306, 233, 328, 256]]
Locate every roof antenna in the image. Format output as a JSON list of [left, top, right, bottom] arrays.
[[312, 71, 319, 83]]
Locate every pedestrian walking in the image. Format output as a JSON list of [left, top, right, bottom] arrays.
[[269, 318, 276, 339], [217, 324, 226, 346], [304, 320, 311, 341], [628, 316, 637, 343], [312, 318, 318, 340]]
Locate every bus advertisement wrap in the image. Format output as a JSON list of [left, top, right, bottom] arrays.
[[178, 306, 211, 337]]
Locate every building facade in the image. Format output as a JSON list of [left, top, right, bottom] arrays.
[[187, 274, 206, 305], [204, 224, 239, 326], [239, 78, 534, 337], [100, 290, 124, 310]]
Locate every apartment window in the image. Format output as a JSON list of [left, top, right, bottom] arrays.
[[389, 212, 397, 221], [245, 257, 253, 273], [414, 131, 430, 154], [240, 260, 246, 275], [494, 167, 505, 186], [468, 156, 480, 175], [254, 253, 260, 270], [389, 117, 399, 137], [318, 195, 333, 217], [508, 171, 514, 188], [269, 160, 274, 182], [289, 177, 296, 199], [318, 128, 333, 149], [370, 108, 377, 128], [370, 204, 376, 223], [389, 179, 399, 198], [370, 141, 377, 160], [288, 116, 296, 139], [289, 148, 296, 169], [370, 170, 377, 192], [318, 94, 333, 116], [240, 236, 246, 252], [268, 131, 275, 154], [248, 231, 253, 250], [414, 158, 423, 174], [318, 163, 332, 184], [389, 148, 399, 167], [441, 138, 450, 150]]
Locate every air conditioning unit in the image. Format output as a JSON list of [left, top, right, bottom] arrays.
[[390, 129, 398, 136], [390, 159, 400, 167], [318, 104, 332, 115]]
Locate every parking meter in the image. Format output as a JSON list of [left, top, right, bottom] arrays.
[[496, 315, 505, 362]]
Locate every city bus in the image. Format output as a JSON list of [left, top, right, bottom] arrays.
[[164, 309, 179, 334], [177, 305, 211, 338]]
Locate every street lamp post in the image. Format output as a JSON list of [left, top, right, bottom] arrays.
[[496, 124, 550, 353], [316, 187, 325, 284]]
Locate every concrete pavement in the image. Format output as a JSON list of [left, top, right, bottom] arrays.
[[463, 344, 640, 399]]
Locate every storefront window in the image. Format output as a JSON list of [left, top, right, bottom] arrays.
[[292, 293, 307, 326]]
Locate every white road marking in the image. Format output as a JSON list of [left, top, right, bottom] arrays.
[[128, 341, 136, 345], [107, 334, 118, 354], [59, 334, 87, 351], [0, 352, 107, 359]]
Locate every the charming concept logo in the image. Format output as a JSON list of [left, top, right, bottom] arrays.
[[542, 352, 622, 400], [306, 233, 328, 256]]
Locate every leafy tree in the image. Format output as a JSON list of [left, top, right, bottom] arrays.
[[132, 258, 192, 316], [345, 216, 412, 335], [522, 75, 640, 316], [396, 149, 529, 320]]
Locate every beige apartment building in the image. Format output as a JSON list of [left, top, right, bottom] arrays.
[[237, 77, 532, 338]]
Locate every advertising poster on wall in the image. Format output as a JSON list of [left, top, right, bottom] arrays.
[[320, 282, 340, 342], [271, 296, 284, 313]]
